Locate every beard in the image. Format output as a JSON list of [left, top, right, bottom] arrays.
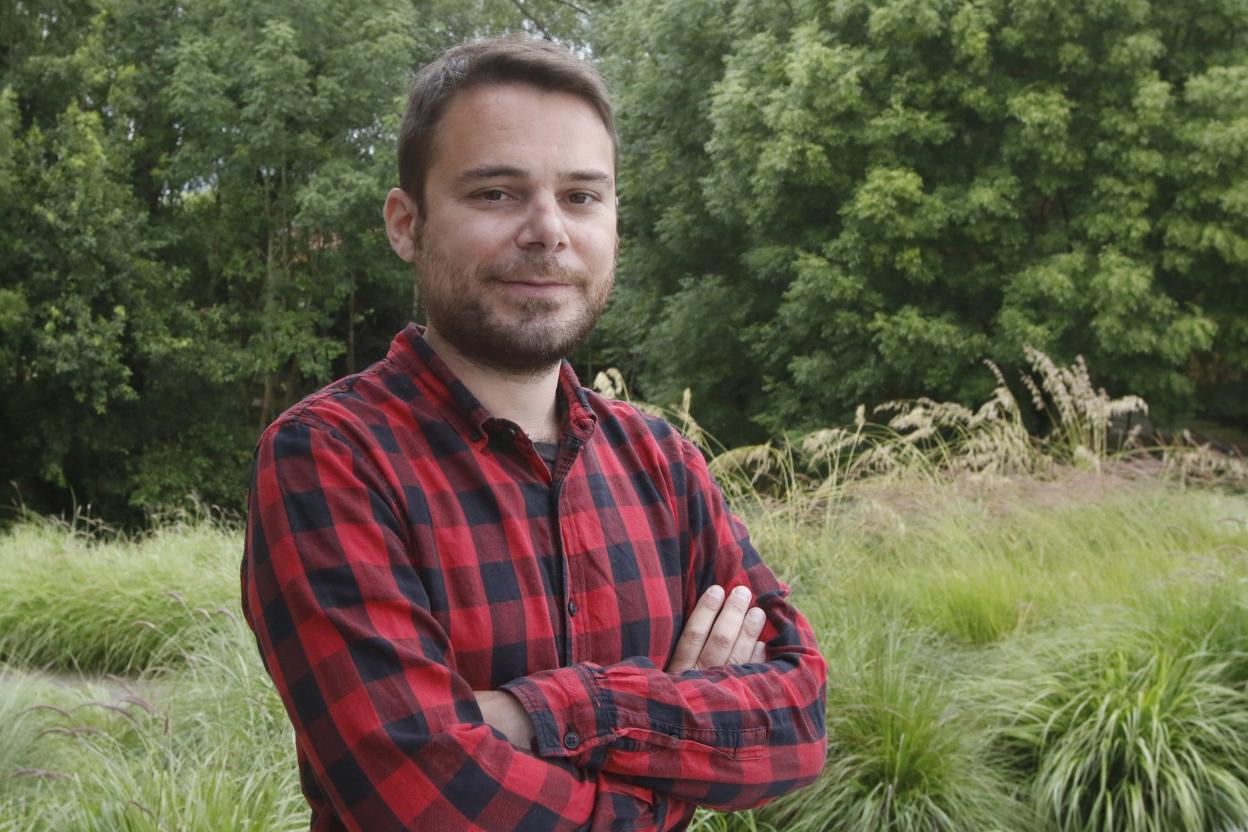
[[413, 235, 614, 377]]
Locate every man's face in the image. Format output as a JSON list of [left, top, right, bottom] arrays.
[[395, 82, 617, 376]]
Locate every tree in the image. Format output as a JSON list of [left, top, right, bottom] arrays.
[[0, 0, 606, 524], [595, 0, 1246, 441], [0, 0, 429, 521]]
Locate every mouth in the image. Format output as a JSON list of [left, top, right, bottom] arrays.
[[488, 258, 587, 288], [495, 279, 576, 299], [491, 264, 586, 295], [498, 278, 571, 287]]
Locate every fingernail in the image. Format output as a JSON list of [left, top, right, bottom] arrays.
[[747, 607, 765, 625], [707, 585, 724, 601], [732, 585, 751, 601]]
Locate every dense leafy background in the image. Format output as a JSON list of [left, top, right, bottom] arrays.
[[593, 0, 1248, 442], [2, 0, 1245, 524]]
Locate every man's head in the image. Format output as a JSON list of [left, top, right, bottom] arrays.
[[384, 37, 619, 377]]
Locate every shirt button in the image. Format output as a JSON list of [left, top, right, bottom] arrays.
[[567, 600, 578, 616], [563, 731, 581, 750]]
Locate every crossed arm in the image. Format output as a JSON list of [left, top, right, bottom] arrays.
[[243, 417, 827, 830], [477, 583, 771, 748]]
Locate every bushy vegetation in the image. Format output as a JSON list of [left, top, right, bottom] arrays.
[[0, 0, 590, 523], [595, 0, 1248, 443], [0, 621, 303, 832], [0, 519, 240, 672], [751, 480, 1248, 832], [1, 477, 1243, 830], [3, 0, 1247, 523]]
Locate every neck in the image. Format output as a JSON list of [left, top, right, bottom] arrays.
[[424, 326, 563, 443]]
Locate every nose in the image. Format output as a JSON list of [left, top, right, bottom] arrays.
[[516, 192, 569, 252]]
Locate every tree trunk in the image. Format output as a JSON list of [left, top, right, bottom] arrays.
[[348, 284, 356, 373]]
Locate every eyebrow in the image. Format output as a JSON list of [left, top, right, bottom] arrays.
[[564, 169, 614, 185], [455, 165, 614, 187]]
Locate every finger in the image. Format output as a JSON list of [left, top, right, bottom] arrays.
[[727, 606, 766, 666], [697, 585, 752, 669], [666, 585, 725, 673], [749, 640, 766, 664]]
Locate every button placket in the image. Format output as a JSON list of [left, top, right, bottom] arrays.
[[559, 508, 586, 663]]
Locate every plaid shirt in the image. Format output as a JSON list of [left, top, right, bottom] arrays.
[[242, 325, 827, 831]]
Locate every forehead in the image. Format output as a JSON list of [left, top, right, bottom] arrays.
[[427, 83, 615, 181]]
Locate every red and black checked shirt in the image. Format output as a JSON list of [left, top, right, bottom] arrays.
[[242, 325, 828, 831]]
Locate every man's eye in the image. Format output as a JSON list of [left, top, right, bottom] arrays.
[[567, 192, 598, 205], [478, 189, 508, 201]]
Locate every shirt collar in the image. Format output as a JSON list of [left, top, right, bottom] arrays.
[[386, 323, 598, 444]]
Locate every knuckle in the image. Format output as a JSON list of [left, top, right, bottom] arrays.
[[680, 627, 707, 644]]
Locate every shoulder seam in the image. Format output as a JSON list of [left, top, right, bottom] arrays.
[[268, 410, 409, 532]]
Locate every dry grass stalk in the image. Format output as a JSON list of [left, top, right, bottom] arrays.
[[1161, 430, 1248, 488], [1022, 346, 1149, 463], [590, 351, 1245, 507]]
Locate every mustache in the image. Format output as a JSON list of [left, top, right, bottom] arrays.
[[482, 256, 590, 286]]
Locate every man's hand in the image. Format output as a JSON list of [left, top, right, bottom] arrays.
[[478, 586, 765, 747], [475, 690, 536, 750], [666, 585, 767, 674]]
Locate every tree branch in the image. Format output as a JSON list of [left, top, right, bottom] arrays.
[[548, 0, 591, 16], [508, 0, 554, 39]]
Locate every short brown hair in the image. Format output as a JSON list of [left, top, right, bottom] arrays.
[[398, 36, 618, 214]]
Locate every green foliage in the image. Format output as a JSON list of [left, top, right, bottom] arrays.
[[4, 0, 1246, 524], [0, 624, 302, 832], [992, 612, 1248, 832], [595, 0, 1248, 443], [0, 518, 240, 673], [1034, 650, 1248, 832], [3, 469, 1246, 830], [780, 625, 1024, 831], [0, 672, 60, 802], [0, 0, 604, 523]]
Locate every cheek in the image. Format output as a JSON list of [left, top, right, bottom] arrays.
[[427, 216, 505, 261], [580, 223, 618, 266]]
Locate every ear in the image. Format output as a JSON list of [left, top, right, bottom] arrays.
[[384, 187, 421, 263]]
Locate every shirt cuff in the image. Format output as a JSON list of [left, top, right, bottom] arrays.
[[501, 663, 616, 762]]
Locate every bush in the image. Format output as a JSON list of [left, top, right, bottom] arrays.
[[0, 519, 239, 673]]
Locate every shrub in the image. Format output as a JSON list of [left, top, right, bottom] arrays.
[[0, 519, 239, 673]]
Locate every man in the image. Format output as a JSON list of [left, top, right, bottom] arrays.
[[242, 36, 827, 831]]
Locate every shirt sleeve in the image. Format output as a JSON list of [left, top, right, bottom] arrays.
[[241, 416, 687, 832], [500, 438, 828, 811]]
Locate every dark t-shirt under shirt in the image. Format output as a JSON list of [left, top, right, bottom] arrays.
[[532, 441, 559, 473]]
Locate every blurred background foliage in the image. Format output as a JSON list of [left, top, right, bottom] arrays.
[[1, 0, 1245, 524]]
